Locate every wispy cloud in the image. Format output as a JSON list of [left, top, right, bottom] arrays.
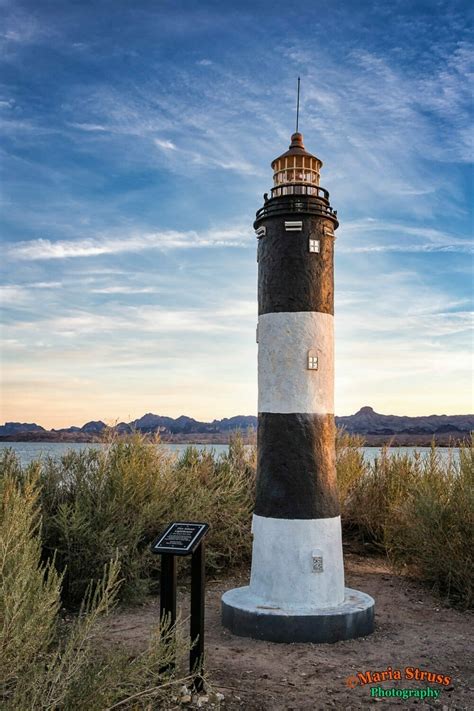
[[0, 281, 63, 302], [6, 300, 256, 338], [5, 224, 250, 261], [0, 281, 64, 306], [340, 243, 473, 254], [90, 286, 160, 294], [338, 219, 472, 254], [154, 138, 177, 151], [0, 285, 29, 304], [29, 281, 63, 288], [68, 122, 108, 132]]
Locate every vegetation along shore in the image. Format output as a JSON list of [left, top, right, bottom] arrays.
[[0, 432, 472, 709]]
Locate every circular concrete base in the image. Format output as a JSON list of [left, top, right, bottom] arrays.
[[221, 587, 375, 644]]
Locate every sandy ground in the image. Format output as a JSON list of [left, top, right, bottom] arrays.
[[101, 553, 472, 710]]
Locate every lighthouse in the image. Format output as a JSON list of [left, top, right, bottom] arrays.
[[221, 123, 375, 643]]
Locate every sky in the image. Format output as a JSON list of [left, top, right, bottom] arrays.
[[1, 0, 473, 428]]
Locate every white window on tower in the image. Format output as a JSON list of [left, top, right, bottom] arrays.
[[307, 350, 319, 370], [285, 220, 302, 231], [309, 238, 320, 253]]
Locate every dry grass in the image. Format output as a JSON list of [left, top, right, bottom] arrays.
[[385, 440, 473, 609], [1, 432, 472, 709], [0, 472, 205, 710], [336, 433, 473, 608], [0, 432, 255, 606], [1, 431, 471, 614]]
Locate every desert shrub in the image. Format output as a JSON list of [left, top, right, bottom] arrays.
[[0, 472, 199, 710], [335, 429, 367, 517], [341, 446, 423, 544], [2, 432, 471, 613], [0, 432, 255, 606], [36, 434, 175, 604], [0, 473, 62, 696], [166, 433, 255, 572], [385, 440, 473, 609]]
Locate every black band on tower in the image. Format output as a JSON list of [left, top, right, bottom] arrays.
[[258, 216, 334, 316], [255, 412, 340, 520]]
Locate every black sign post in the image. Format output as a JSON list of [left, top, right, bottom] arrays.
[[151, 522, 209, 692]]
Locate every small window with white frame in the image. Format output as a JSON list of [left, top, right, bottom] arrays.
[[307, 350, 319, 370], [309, 238, 320, 253]]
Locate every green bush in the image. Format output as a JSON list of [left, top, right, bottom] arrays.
[[385, 440, 473, 609], [335, 428, 367, 517], [36, 434, 175, 604], [1, 432, 471, 612], [0, 432, 255, 606], [342, 445, 423, 544], [335, 435, 473, 608], [0, 473, 62, 697], [0, 472, 199, 710], [167, 435, 255, 573]]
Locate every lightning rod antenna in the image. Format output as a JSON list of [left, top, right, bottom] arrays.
[[296, 77, 301, 133]]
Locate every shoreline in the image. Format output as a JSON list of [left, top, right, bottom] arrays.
[[0, 433, 470, 447]]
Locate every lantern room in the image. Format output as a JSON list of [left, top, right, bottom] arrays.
[[271, 132, 323, 198]]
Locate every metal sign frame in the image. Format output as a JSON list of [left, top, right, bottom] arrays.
[[151, 521, 210, 692]]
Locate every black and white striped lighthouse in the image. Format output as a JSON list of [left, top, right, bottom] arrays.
[[222, 123, 375, 643]]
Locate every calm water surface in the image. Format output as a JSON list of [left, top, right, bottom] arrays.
[[0, 441, 459, 468]]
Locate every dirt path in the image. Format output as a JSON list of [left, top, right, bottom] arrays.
[[101, 554, 472, 710]]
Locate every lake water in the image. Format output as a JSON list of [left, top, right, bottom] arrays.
[[0, 441, 459, 468]]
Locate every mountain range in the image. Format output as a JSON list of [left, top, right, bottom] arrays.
[[0, 407, 472, 444]]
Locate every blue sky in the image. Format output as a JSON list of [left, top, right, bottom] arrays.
[[1, 0, 472, 427]]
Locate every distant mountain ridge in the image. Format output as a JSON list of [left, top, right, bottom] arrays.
[[0, 422, 46, 435], [1, 407, 473, 440], [336, 406, 474, 435]]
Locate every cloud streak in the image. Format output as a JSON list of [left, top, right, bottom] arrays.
[[5, 225, 250, 260]]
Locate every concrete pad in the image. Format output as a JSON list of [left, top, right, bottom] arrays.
[[221, 586, 375, 644]]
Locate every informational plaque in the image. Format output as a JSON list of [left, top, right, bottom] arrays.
[[151, 522, 209, 556]]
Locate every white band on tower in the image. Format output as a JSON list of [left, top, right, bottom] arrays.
[[258, 311, 334, 415]]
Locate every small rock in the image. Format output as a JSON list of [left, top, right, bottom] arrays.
[[215, 692, 225, 702], [180, 695, 192, 705]]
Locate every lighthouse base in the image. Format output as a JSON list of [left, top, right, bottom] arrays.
[[221, 586, 374, 644]]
